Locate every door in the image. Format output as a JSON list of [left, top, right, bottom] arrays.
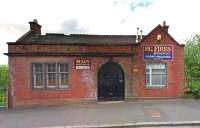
[[98, 61, 125, 101]]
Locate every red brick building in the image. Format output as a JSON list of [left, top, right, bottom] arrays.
[[5, 20, 185, 108]]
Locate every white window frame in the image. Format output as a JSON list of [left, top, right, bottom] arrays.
[[146, 63, 167, 87], [33, 63, 44, 89], [46, 63, 57, 88], [58, 63, 69, 88], [32, 63, 70, 89]]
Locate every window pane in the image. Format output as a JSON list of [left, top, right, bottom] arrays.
[[146, 68, 150, 86], [151, 64, 165, 69], [48, 73, 56, 87], [146, 74, 150, 86], [59, 63, 69, 88], [35, 64, 43, 72], [152, 69, 165, 75], [146, 69, 150, 74], [60, 64, 68, 72], [47, 64, 57, 88], [48, 64, 56, 72], [160, 75, 166, 85], [33, 64, 44, 88], [35, 73, 43, 86], [60, 73, 69, 86], [152, 74, 166, 86], [152, 74, 161, 85]]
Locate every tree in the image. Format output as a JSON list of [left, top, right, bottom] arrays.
[[184, 35, 200, 98], [0, 65, 9, 88], [184, 34, 200, 78]]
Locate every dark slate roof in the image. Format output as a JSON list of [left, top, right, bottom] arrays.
[[14, 33, 142, 45]]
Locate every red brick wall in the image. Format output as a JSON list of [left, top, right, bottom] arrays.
[[8, 26, 185, 108], [9, 55, 133, 107], [8, 45, 132, 54], [133, 26, 185, 98]]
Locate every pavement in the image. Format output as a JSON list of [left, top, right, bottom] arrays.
[[1, 99, 200, 128]]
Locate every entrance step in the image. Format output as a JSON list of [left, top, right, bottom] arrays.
[[98, 101, 124, 104]]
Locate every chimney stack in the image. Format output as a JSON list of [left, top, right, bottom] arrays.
[[136, 27, 139, 42], [140, 30, 143, 40], [162, 21, 169, 32], [29, 19, 41, 35]]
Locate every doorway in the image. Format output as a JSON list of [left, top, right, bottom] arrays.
[[98, 61, 125, 101]]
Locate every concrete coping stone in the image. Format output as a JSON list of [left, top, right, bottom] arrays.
[[41, 121, 200, 128]]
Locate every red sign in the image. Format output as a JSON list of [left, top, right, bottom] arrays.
[[144, 45, 173, 60], [75, 59, 91, 70]]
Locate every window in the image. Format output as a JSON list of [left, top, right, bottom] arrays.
[[47, 63, 57, 88], [58, 64, 69, 88], [32, 63, 69, 89], [32, 64, 44, 88], [146, 63, 166, 87]]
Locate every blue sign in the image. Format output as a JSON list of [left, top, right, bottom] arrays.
[[144, 45, 173, 60]]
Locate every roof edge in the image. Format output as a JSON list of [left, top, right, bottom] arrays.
[[16, 30, 32, 43], [6, 42, 137, 46], [159, 25, 185, 46], [138, 24, 184, 46]]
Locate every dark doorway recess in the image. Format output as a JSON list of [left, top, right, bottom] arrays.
[[98, 61, 125, 101]]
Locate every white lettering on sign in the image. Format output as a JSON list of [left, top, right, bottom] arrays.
[[75, 66, 90, 70], [144, 45, 173, 60], [75, 59, 91, 70]]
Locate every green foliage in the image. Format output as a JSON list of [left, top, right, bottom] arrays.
[[186, 79, 200, 99], [184, 34, 200, 78], [184, 35, 200, 99], [0, 65, 9, 88], [0, 91, 6, 106], [0, 65, 8, 107]]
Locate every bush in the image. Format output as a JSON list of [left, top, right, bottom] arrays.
[[0, 65, 8, 88], [0, 87, 6, 106], [0, 94, 6, 106], [0, 65, 8, 107], [186, 79, 200, 99]]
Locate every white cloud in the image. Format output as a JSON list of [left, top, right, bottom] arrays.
[[0, 0, 200, 64], [60, 19, 87, 34]]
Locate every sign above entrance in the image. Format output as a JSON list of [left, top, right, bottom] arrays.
[[144, 45, 173, 60], [75, 59, 91, 70]]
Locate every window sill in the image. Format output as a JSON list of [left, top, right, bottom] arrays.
[[146, 85, 167, 89], [31, 88, 70, 91]]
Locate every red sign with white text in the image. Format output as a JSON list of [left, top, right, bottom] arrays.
[[75, 59, 91, 70]]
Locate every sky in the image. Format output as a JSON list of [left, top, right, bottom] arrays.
[[0, 0, 200, 64]]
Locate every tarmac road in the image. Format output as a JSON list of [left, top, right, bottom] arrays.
[[1, 99, 200, 128]]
